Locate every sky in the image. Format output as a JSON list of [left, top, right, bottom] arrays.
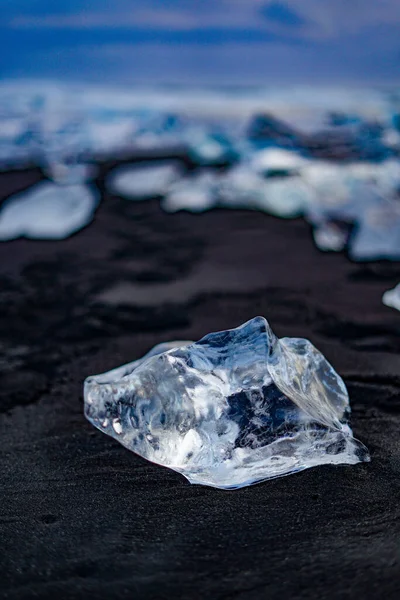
[[1, 0, 400, 85]]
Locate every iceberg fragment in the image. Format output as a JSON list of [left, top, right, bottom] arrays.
[[313, 221, 350, 252], [349, 202, 400, 261], [0, 181, 98, 240], [84, 317, 369, 489]]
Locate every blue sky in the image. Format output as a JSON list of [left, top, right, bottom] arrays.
[[1, 1, 400, 84]]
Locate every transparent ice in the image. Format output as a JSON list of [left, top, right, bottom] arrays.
[[84, 317, 369, 489]]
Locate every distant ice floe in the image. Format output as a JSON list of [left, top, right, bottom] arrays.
[[0, 181, 98, 240], [107, 161, 183, 199], [163, 155, 400, 258], [1, 80, 400, 257], [382, 284, 400, 311]]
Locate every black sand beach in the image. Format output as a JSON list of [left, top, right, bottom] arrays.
[[1, 163, 400, 599]]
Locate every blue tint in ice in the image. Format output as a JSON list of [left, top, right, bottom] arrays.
[[84, 317, 369, 489]]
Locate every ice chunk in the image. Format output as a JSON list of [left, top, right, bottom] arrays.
[[382, 283, 400, 311], [0, 181, 98, 240], [303, 159, 400, 224], [220, 166, 312, 218], [349, 202, 400, 261], [162, 164, 312, 218], [313, 221, 350, 252], [107, 161, 182, 199], [84, 317, 369, 489]]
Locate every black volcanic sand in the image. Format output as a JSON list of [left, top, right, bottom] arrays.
[[1, 164, 400, 600]]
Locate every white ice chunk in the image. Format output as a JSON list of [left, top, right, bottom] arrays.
[[382, 283, 400, 311], [0, 181, 98, 240], [220, 166, 312, 218], [313, 222, 349, 252], [107, 161, 182, 199], [349, 202, 400, 261]]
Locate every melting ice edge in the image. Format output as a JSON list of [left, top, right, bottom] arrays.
[[84, 316, 369, 489]]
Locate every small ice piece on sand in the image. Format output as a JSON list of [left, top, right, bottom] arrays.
[[303, 159, 400, 225], [349, 202, 400, 261], [107, 161, 182, 199], [84, 316, 369, 489], [250, 148, 308, 176], [0, 181, 98, 240], [382, 283, 400, 311], [313, 221, 350, 252]]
